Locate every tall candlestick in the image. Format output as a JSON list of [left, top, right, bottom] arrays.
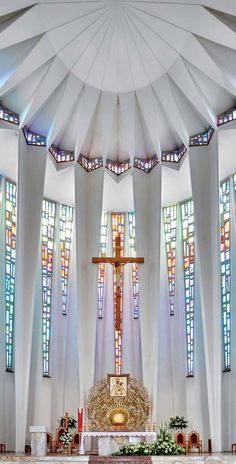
[[65, 411, 68, 430]]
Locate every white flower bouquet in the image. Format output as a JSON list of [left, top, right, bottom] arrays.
[[59, 431, 73, 447]]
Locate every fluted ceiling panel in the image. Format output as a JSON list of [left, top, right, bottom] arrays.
[[0, 1, 236, 162]]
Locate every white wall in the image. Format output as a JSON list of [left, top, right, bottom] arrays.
[[0, 128, 236, 450]]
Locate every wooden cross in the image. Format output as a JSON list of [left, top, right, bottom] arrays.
[[92, 235, 144, 331]]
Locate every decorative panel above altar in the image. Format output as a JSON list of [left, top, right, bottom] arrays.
[[87, 375, 150, 432]]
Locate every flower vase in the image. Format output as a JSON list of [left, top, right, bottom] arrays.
[[62, 444, 70, 454]]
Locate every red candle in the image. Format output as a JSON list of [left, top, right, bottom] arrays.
[[78, 408, 83, 432], [65, 411, 68, 429]]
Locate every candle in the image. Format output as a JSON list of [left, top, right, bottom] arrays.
[[65, 411, 68, 430], [78, 408, 83, 432]]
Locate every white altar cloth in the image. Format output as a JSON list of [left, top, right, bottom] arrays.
[[79, 431, 156, 456], [29, 426, 48, 457]]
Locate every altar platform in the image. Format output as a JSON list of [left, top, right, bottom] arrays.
[[1, 454, 236, 464]]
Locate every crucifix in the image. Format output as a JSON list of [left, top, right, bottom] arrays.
[[92, 235, 144, 332]]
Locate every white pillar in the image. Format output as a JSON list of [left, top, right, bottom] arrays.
[[14, 131, 47, 452], [133, 165, 162, 422], [189, 132, 222, 451], [74, 164, 104, 415]]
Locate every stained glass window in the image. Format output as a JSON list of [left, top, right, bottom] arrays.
[[128, 213, 139, 319], [42, 199, 56, 376], [189, 127, 214, 146], [0, 105, 19, 125], [133, 155, 158, 173], [163, 205, 177, 316], [78, 154, 103, 172], [98, 212, 108, 319], [23, 127, 46, 146], [221, 178, 231, 371], [218, 107, 236, 126], [59, 204, 73, 316], [106, 159, 131, 175], [5, 179, 16, 372], [181, 200, 195, 377], [162, 145, 186, 163], [49, 145, 74, 163], [111, 213, 125, 375]]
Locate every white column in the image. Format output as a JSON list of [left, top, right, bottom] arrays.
[[189, 132, 222, 451], [133, 165, 162, 422], [14, 131, 47, 452], [74, 164, 104, 415]]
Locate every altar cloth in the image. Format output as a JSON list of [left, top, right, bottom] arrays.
[[79, 432, 157, 456]]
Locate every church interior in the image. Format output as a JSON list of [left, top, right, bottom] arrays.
[[1, 0, 236, 461]]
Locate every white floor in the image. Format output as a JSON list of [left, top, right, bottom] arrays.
[[1, 454, 236, 464]]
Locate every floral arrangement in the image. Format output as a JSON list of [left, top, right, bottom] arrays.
[[58, 415, 77, 429], [151, 426, 185, 455], [114, 442, 150, 456], [59, 431, 73, 447], [169, 416, 188, 430], [113, 425, 185, 456]]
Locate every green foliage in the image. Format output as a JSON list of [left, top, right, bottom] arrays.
[[169, 416, 188, 429], [58, 415, 77, 429], [113, 425, 185, 456], [114, 442, 151, 456]]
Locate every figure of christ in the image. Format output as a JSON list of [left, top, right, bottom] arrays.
[[92, 235, 144, 331]]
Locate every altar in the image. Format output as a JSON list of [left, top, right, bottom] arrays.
[[80, 431, 157, 456], [84, 374, 153, 456]]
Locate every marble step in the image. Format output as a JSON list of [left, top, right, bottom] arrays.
[[89, 457, 152, 464]]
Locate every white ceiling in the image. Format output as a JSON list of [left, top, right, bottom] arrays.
[[1, 1, 236, 163]]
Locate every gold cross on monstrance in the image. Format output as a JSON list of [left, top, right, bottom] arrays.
[[92, 235, 144, 331]]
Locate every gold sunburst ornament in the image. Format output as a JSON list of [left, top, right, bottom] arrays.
[[87, 375, 150, 431]]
